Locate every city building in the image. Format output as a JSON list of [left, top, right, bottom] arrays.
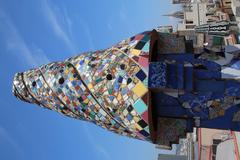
[[163, 11, 184, 19], [198, 128, 240, 160], [171, 2, 212, 49], [176, 2, 209, 33], [172, 0, 191, 4], [231, 0, 240, 28], [172, 0, 237, 48], [155, 26, 173, 33], [176, 129, 198, 160], [195, 21, 239, 36], [219, 0, 233, 15], [158, 154, 187, 160]]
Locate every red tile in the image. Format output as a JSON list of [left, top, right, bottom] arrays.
[[141, 111, 148, 123], [138, 56, 149, 68], [142, 93, 148, 105], [132, 56, 139, 62], [135, 34, 144, 41]]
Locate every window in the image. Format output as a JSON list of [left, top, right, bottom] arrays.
[[186, 25, 195, 29], [186, 20, 193, 24], [212, 139, 222, 160]]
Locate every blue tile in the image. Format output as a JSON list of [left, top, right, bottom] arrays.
[[148, 62, 167, 88], [195, 80, 225, 92], [158, 53, 194, 63], [194, 69, 221, 79], [177, 64, 184, 89], [136, 70, 146, 81], [226, 80, 240, 96], [193, 59, 221, 71], [133, 99, 148, 115], [184, 67, 193, 91], [167, 63, 178, 89]]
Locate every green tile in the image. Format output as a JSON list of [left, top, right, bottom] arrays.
[[133, 99, 147, 115]]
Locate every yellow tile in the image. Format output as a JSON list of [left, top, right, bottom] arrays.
[[117, 94, 122, 101], [65, 70, 69, 74], [133, 116, 140, 122], [83, 99, 89, 104], [132, 82, 148, 97], [120, 115, 124, 119], [69, 77, 74, 81], [130, 49, 141, 56], [134, 123, 142, 130], [88, 83, 93, 90]]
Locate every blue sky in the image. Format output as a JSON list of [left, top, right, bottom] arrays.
[[0, 0, 179, 159]]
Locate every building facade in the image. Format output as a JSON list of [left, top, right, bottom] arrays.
[[198, 128, 240, 160], [172, 0, 191, 4], [156, 26, 173, 33], [158, 154, 187, 160]]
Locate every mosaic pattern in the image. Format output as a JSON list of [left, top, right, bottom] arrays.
[[157, 118, 187, 146], [13, 73, 38, 104], [148, 62, 167, 88], [12, 31, 152, 141], [158, 33, 186, 54], [70, 49, 150, 140], [148, 41, 240, 132], [23, 68, 78, 119], [233, 110, 240, 122], [114, 31, 151, 74], [41, 62, 137, 138]]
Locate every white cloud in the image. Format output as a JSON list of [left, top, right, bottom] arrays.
[[119, 5, 127, 22], [82, 124, 111, 160], [30, 45, 51, 66], [0, 126, 24, 157], [107, 23, 113, 31], [41, 0, 77, 53], [0, 10, 50, 67], [62, 6, 74, 40], [78, 19, 95, 51]]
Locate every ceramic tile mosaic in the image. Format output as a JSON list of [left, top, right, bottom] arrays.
[[70, 48, 150, 140], [149, 45, 240, 132], [40, 62, 138, 138], [233, 110, 240, 122], [13, 73, 37, 104], [157, 118, 187, 146], [13, 31, 152, 141], [114, 31, 151, 74], [148, 62, 167, 88], [158, 33, 186, 54], [23, 68, 79, 119]]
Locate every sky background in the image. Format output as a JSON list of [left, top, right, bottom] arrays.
[[0, 0, 180, 159]]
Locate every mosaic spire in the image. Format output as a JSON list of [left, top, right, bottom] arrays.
[[13, 31, 152, 141]]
